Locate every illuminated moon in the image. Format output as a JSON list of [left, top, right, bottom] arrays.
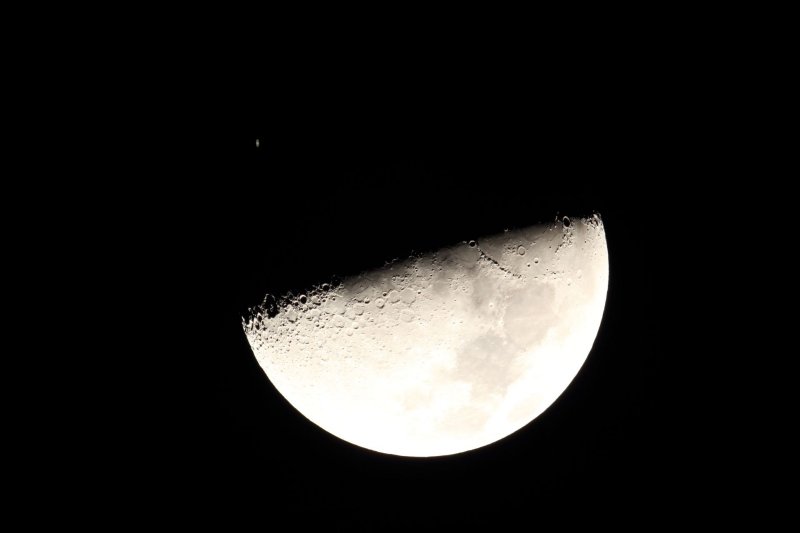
[[244, 215, 609, 457]]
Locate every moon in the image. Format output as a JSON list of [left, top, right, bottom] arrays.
[[243, 215, 609, 457]]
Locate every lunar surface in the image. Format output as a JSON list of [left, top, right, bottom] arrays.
[[244, 215, 609, 457]]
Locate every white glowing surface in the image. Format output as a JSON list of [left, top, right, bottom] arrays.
[[244, 216, 608, 457]]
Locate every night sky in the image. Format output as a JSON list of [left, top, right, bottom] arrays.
[[152, 98, 681, 525]]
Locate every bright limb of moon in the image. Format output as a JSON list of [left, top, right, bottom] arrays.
[[244, 215, 609, 457]]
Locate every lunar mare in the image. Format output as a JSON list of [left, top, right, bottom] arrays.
[[244, 215, 609, 457]]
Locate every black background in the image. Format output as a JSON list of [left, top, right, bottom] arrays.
[[153, 93, 682, 524]]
